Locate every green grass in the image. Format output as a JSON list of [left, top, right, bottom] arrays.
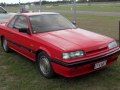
[[0, 15, 120, 90], [44, 4, 120, 12], [5, 3, 120, 13]]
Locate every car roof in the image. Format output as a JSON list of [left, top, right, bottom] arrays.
[[17, 12, 59, 16]]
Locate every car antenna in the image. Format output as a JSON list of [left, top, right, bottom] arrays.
[[39, 0, 42, 12], [118, 21, 120, 47], [19, 0, 21, 13]]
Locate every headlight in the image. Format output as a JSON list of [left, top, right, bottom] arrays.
[[62, 50, 85, 60], [63, 53, 70, 59], [108, 41, 117, 49]]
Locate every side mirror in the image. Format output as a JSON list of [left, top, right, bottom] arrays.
[[72, 21, 76, 26], [19, 28, 30, 34]]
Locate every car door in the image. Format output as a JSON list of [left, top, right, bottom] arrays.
[[7, 15, 36, 61]]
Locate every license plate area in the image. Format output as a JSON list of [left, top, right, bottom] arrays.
[[94, 60, 107, 69]]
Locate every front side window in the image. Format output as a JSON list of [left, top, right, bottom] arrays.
[[29, 14, 76, 33]]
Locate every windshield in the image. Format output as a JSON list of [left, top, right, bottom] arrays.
[[29, 14, 76, 33]]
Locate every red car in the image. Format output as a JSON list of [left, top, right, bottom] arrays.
[[0, 12, 120, 78]]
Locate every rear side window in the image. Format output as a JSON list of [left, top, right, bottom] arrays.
[[7, 16, 18, 28], [14, 16, 28, 29]]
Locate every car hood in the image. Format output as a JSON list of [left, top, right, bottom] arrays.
[[36, 28, 113, 52]]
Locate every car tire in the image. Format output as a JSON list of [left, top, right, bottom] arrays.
[[2, 37, 11, 53], [37, 51, 54, 78]]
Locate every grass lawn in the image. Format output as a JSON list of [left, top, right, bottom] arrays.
[[5, 3, 120, 13], [0, 14, 120, 90], [44, 3, 120, 12]]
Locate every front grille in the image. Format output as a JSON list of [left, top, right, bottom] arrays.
[[86, 47, 108, 56]]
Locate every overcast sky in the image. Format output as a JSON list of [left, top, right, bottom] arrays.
[[0, 0, 59, 4]]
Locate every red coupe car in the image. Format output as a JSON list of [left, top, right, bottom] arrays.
[[0, 12, 120, 78]]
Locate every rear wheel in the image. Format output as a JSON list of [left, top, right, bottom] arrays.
[[37, 52, 54, 78], [2, 37, 10, 53]]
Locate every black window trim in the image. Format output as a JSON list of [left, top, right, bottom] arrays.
[[7, 15, 31, 35]]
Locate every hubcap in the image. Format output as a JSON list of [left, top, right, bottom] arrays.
[[3, 39, 8, 51], [39, 56, 50, 76]]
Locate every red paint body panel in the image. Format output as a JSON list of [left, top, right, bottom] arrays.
[[39, 28, 112, 52], [0, 12, 120, 78], [52, 51, 119, 78]]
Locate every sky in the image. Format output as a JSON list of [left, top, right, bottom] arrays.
[[0, 0, 59, 4]]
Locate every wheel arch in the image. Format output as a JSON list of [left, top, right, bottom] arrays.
[[35, 47, 52, 62], [0, 35, 4, 46]]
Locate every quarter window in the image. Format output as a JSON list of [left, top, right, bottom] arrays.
[[14, 16, 28, 29], [7, 16, 18, 28]]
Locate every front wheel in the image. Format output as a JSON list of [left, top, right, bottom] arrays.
[[2, 37, 11, 53], [37, 52, 54, 78]]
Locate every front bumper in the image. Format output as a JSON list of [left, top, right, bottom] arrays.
[[51, 48, 120, 78]]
